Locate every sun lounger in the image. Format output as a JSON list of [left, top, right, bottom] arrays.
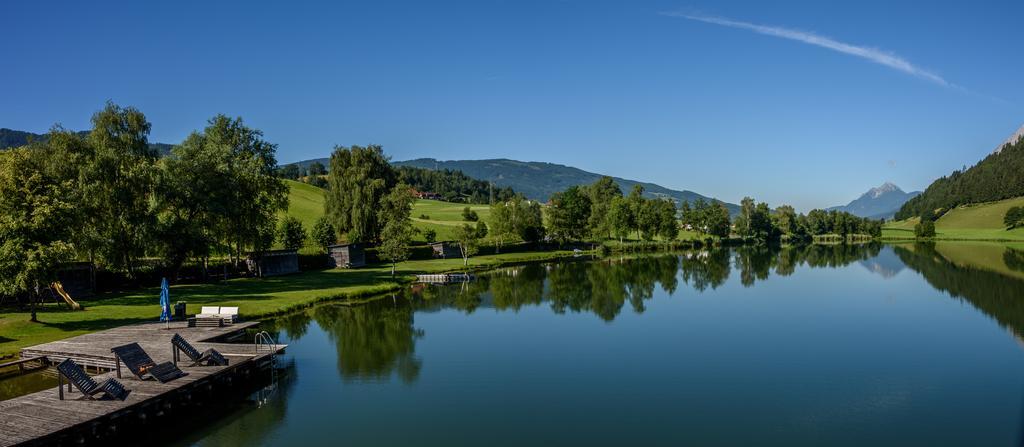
[[171, 333, 229, 367], [56, 359, 131, 401], [111, 343, 187, 383], [194, 306, 239, 326]]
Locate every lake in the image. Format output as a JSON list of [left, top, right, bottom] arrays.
[[20, 242, 1024, 446]]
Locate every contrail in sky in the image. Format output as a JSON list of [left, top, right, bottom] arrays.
[[661, 12, 951, 87]]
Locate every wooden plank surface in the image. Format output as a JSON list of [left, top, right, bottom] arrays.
[[0, 320, 284, 446]]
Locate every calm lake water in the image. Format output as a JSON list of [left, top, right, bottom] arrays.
[[10, 242, 1024, 446]]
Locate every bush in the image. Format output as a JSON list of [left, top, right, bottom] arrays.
[[1005, 206, 1024, 229], [423, 228, 437, 243], [462, 207, 479, 222], [914, 220, 936, 238], [311, 217, 336, 251], [419, 214, 430, 220], [277, 216, 307, 249]]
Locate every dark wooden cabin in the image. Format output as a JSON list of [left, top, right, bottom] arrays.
[[247, 249, 299, 277], [430, 241, 462, 259], [328, 243, 366, 268]]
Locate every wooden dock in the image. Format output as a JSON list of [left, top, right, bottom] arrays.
[[415, 273, 475, 284], [0, 321, 286, 446]]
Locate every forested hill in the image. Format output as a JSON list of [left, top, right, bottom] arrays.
[[896, 126, 1024, 220], [0, 128, 174, 155], [393, 158, 740, 212]]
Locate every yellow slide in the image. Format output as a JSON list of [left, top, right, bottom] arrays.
[[51, 281, 82, 310]]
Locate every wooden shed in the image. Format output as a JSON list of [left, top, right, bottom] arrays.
[[430, 241, 461, 259], [328, 243, 366, 268], [247, 249, 299, 277]]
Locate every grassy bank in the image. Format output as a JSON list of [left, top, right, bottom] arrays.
[[882, 197, 1024, 242], [0, 250, 582, 359]]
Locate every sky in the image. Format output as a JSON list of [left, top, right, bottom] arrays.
[[2, 0, 1022, 211]]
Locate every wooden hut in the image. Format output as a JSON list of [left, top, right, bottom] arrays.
[[328, 243, 366, 268], [430, 241, 461, 259], [247, 249, 299, 277]]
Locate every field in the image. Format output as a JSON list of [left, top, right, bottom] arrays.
[[882, 196, 1024, 241], [281, 180, 492, 244]]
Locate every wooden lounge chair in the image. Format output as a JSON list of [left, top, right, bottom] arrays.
[[111, 343, 187, 383], [171, 333, 229, 367], [56, 359, 131, 401]]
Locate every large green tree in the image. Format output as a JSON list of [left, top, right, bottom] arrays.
[[586, 176, 623, 239], [325, 145, 398, 243], [379, 185, 415, 276], [547, 185, 592, 243], [83, 102, 158, 279], [0, 147, 77, 321]]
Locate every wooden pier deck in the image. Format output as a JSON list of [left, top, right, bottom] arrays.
[[0, 321, 286, 446]]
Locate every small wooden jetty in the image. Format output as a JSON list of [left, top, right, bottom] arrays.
[[0, 321, 285, 446], [416, 273, 475, 284]]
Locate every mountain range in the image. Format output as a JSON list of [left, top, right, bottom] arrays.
[[828, 182, 921, 219], [293, 156, 739, 213], [0, 128, 174, 155]]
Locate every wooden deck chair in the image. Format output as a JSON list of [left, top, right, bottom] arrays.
[[56, 359, 131, 401], [171, 333, 229, 367], [219, 306, 239, 324], [111, 343, 187, 383]]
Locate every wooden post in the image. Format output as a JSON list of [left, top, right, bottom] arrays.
[[114, 354, 121, 379]]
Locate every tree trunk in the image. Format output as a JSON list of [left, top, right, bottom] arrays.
[[391, 262, 396, 277], [30, 283, 39, 323]]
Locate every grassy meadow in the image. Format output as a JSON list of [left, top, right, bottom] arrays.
[[882, 196, 1024, 241]]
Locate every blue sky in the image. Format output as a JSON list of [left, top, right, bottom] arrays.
[[2, 0, 1021, 211]]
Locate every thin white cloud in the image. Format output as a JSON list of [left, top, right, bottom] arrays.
[[662, 12, 950, 87]]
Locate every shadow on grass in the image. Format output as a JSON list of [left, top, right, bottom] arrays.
[[0, 336, 13, 344]]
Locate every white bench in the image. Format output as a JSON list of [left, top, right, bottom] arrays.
[[194, 306, 240, 326]]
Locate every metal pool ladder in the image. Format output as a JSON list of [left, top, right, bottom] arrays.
[[254, 330, 280, 407]]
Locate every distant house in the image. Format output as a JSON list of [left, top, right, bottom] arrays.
[[430, 241, 461, 259], [410, 189, 443, 200], [328, 243, 366, 268], [247, 249, 299, 277]]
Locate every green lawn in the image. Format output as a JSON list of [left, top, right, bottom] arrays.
[[882, 196, 1024, 241], [0, 250, 581, 359]]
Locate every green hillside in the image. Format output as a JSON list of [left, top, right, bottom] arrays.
[[281, 180, 492, 244], [883, 196, 1024, 241], [281, 180, 326, 230]]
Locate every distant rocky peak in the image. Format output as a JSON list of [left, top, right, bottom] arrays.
[[866, 182, 902, 198]]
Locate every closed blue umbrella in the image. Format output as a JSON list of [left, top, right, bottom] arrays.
[[159, 278, 171, 329]]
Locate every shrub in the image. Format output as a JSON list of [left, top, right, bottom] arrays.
[[423, 228, 437, 243], [462, 207, 479, 222], [914, 220, 936, 239]]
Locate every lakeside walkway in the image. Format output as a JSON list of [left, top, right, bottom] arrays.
[[0, 321, 285, 446]]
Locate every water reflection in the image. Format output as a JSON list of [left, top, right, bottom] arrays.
[[314, 299, 424, 383]]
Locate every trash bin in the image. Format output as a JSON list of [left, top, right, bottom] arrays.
[[174, 302, 187, 320]]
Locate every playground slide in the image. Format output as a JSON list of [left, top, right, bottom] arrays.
[[51, 281, 82, 310]]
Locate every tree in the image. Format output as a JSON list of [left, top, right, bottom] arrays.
[[608, 196, 634, 244], [462, 206, 479, 222], [423, 228, 437, 244], [475, 220, 489, 238], [455, 223, 481, 266], [279, 164, 301, 179], [171, 115, 288, 266], [627, 185, 646, 239], [0, 147, 77, 322], [1005, 206, 1024, 229], [307, 161, 327, 176], [154, 136, 220, 279], [277, 216, 307, 250], [325, 145, 397, 243], [703, 202, 732, 238], [636, 199, 662, 241], [489, 200, 514, 252], [915, 220, 936, 238], [772, 205, 797, 236], [547, 186, 592, 243], [82, 102, 158, 279], [655, 199, 679, 241], [311, 217, 337, 251], [586, 176, 623, 239], [379, 185, 415, 276]]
